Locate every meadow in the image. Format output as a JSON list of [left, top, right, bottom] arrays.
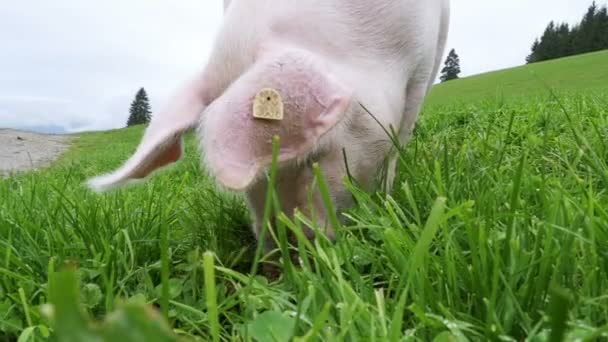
[[1, 51, 607, 341]]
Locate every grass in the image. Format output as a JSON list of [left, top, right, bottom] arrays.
[[425, 49, 608, 107], [1, 52, 608, 341]]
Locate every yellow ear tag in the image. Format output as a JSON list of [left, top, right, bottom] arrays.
[[253, 88, 284, 121]]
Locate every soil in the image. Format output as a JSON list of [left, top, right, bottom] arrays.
[[0, 129, 74, 177]]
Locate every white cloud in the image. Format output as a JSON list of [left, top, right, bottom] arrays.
[[0, 0, 605, 133]]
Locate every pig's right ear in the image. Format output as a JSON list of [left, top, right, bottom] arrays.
[[86, 76, 208, 192]]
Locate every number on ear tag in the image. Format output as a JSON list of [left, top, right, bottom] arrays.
[[253, 88, 284, 121]]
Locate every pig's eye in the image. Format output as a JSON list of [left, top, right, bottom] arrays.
[[267, 97, 271, 101]]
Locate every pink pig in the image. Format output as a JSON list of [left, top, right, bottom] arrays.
[[88, 0, 450, 254]]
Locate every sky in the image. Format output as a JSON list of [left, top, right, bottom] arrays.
[[0, 0, 605, 134]]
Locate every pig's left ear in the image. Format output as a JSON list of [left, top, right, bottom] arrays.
[[86, 76, 208, 192], [201, 52, 352, 191]]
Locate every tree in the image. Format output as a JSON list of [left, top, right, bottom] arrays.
[[440, 49, 461, 82], [526, 39, 541, 64], [527, 1, 608, 63], [598, 6, 608, 48], [126, 88, 152, 127], [576, 1, 598, 53]]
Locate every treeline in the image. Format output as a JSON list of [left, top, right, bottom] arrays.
[[526, 1, 608, 63]]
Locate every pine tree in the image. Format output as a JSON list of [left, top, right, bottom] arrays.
[[126, 88, 152, 127], [526, 39, 541, 64], [600, 6, 608, 48], [577, 1, 598, 53], [556, 23, 573, 57], [526, 1, 608, 63], [440, 49, 461, 83], [590, 5, 607, 50]]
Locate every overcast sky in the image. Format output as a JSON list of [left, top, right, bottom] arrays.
[[0, 0, 605, 134]]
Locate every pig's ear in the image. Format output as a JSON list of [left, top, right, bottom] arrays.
[[87, 76, 208, 192], [201, 52, 352, 191]]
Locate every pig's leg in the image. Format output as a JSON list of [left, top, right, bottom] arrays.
[[382, 80, 433, 193], [400, 80, 433, 144]]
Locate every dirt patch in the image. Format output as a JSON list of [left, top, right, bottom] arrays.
[[0, 129, 74, 177]]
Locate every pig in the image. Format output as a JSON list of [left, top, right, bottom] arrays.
[[87, 0, 450, 260]]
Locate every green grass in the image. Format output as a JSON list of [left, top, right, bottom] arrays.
[[1, 53, 608, 341], [425, 49, 608, 107]]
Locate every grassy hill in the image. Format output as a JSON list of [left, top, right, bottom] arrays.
[[425, 49, 608, 107], [1, 52, 608, 341]]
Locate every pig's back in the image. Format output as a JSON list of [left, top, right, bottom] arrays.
[[220, 0, 446, 64], [209, 0, 448, 99]]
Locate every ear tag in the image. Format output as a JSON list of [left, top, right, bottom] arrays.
[[253, 88, 284, 121]]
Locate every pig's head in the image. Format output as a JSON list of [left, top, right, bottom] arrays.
[[87, 47, 355, 249]]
